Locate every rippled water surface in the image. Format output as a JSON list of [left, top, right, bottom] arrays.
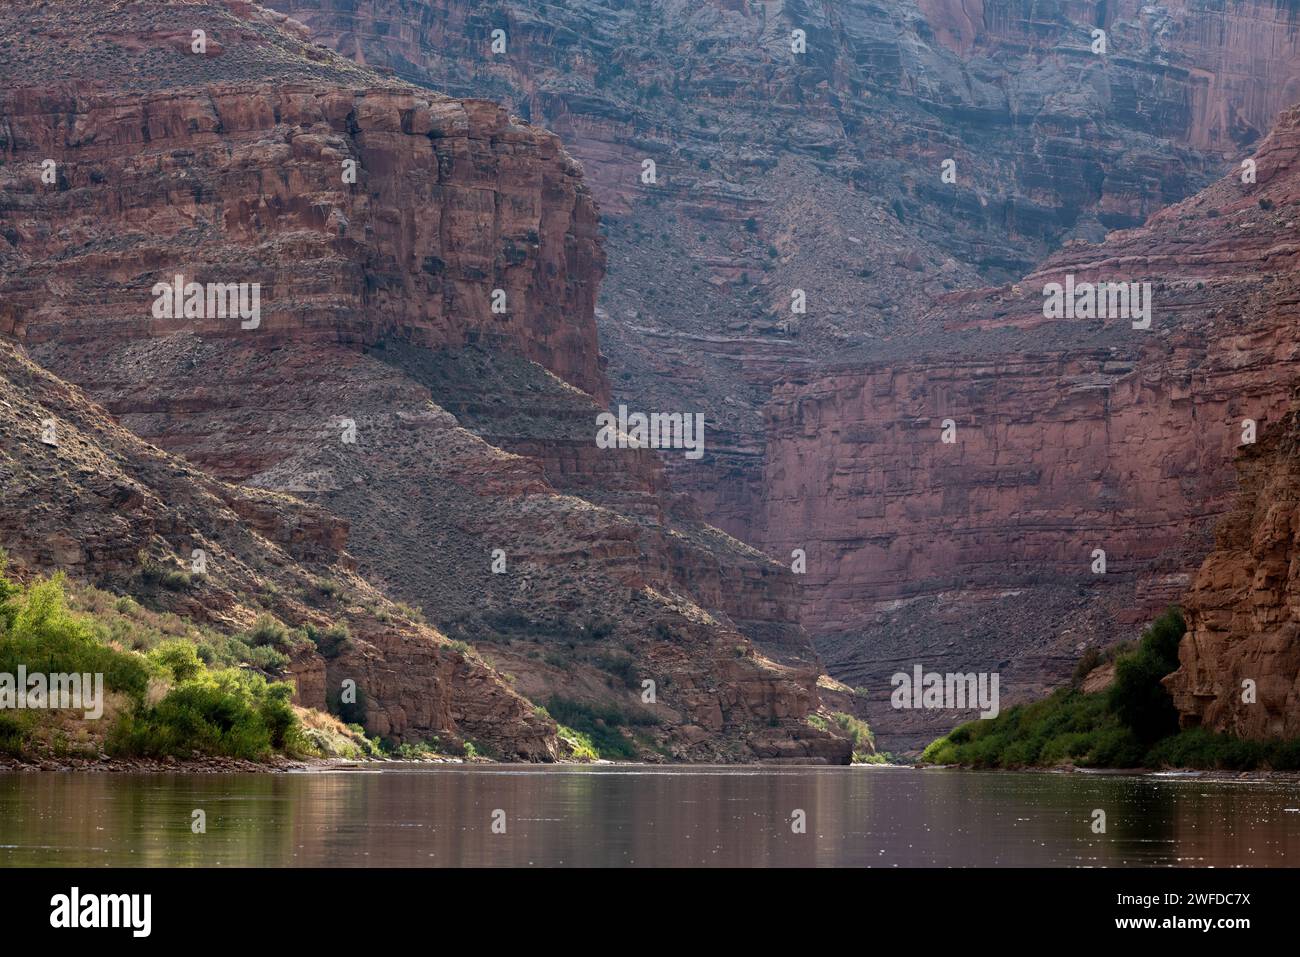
[[1, 766, 1297, 867]]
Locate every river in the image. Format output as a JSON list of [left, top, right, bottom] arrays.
[[1, 765, 1297, 867]]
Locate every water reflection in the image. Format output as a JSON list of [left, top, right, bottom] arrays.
[[0, 767, 1296, 867]]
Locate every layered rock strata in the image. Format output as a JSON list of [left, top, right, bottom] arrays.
[[0, 0, 846, 761]]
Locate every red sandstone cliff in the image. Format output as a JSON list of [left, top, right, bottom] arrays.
[[1165, 404, 1300, 739], [760, 102, 1300, 747], [0, 0, 846, 762]]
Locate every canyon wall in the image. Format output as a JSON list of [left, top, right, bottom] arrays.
[[8, 0, 1300, 751], [279, 0, 1300, 545], [277, 0, 1300, 746], [1166, 405, 1300, 739], [762, 103, 1300, 745], [0, 0, 846, 762]]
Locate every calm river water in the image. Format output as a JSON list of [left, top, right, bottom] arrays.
[[1, 765, 1297, 867]]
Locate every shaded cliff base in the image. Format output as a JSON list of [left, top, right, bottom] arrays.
[[0, 563, 790, 771], [922, 610, 1300, 772]]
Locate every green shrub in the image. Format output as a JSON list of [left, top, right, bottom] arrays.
[[546, 696, 648, 760], [1108, 608, 1184, 744], [1145, 729, 1300, 771], [557, 724, 599, 761], [921, 688, 1137, 768], [1071, 646, 1102, 687], [923, 608, 1200, 769], [0, 574, 152, 705], [110, 668, 305, 760], [160, 569, 192, 591], [829, 712, 878, 763], [0, 711, 36, 755], [393, 602, 425, 624], [594, 653, 639, 689], [149, 640, 204, 682], [317, 578, 344, 599], [0, 569, 307, 762], [585, 616, 613, 639], [305, 621, 351, 659], [246, 614, 287, 646], [388, 739, 440, 760], [245, 643, 290, 673]]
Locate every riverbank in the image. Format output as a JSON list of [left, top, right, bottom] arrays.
[[11, 750, 1300, 780], [917, 762, 1300, 784], [0, 752, 515, 773], [920, 611, 1300, 774], [918, 609, 1300, 774]]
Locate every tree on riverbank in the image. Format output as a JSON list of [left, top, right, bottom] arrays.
[[923, 608, 1300, 771]]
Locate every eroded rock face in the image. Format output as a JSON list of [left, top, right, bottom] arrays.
[[0, 87, 605, 402], [759, 104, 1300, 747], [1165, 406, 1300, 739], [0, 0, 847, 762]]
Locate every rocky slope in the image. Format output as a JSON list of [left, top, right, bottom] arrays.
[[1166, 403, 1300, 739], [0, 0, 847, 762], [0, 338, 557, 758]]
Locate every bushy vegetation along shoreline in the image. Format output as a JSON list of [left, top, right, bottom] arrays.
[[0, 559, 327, 762], [923, 609, 1300, 771]]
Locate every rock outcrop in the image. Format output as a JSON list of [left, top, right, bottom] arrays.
[[1166, 404, 1300, 739]]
